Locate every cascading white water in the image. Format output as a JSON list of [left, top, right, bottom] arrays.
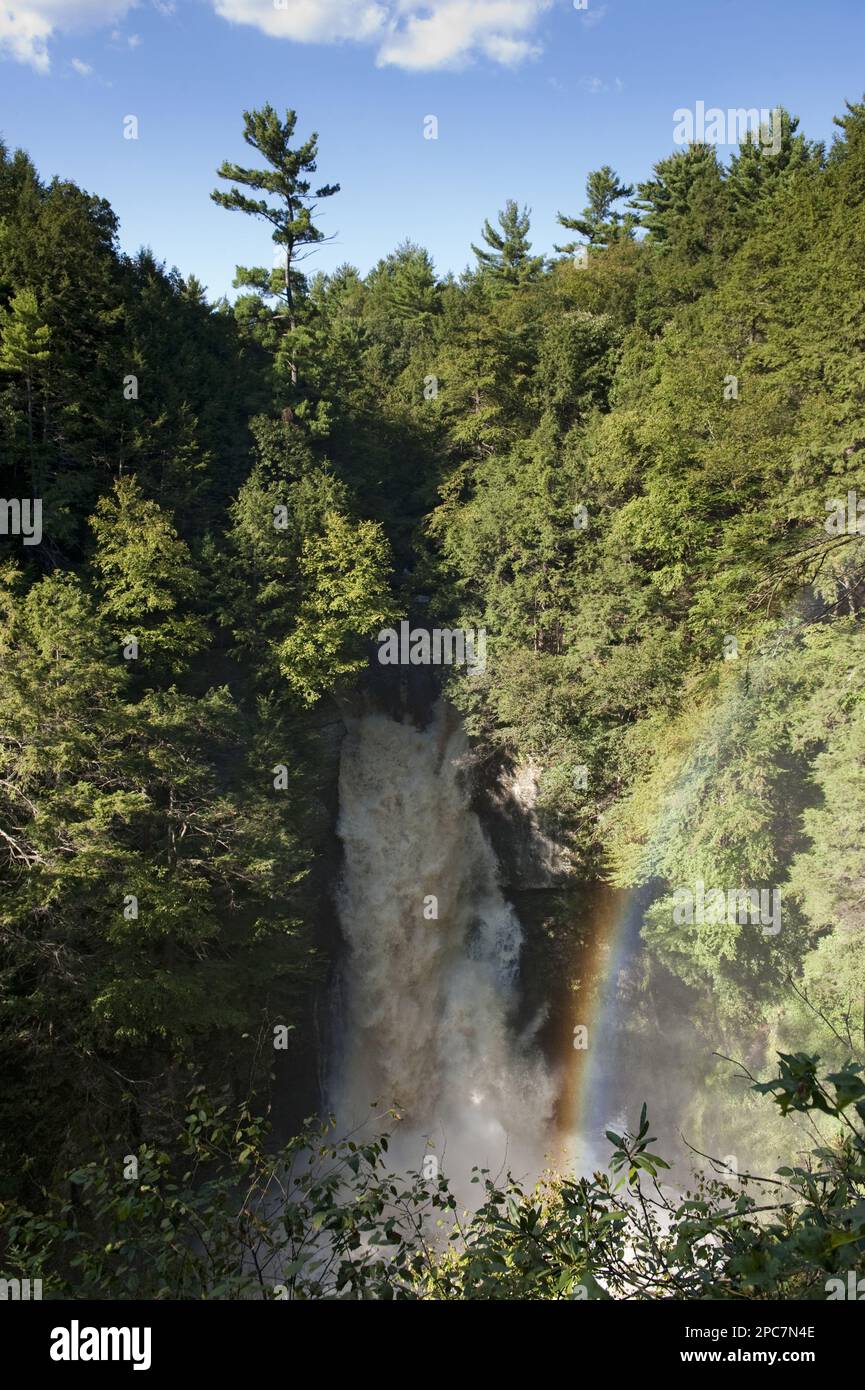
[[330, 702, 556, 1191]]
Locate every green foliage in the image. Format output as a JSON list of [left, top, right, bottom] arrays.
[[556, 165, 635, 252], [0, 559, 316, 1196], [89, 476, 208, 672], [0, 122, 404, 1211], [278, 511, 399, 706], [425, 89, 865, 1004], [4, 1054, 864, 1300], [471, 199, 545, 291], [212, 104, 340, 400], [211, 104, 339, 311], [0, 286, 50, 375], [5, 91, 865, 1302]]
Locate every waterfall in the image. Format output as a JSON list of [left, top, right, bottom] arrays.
[[329, 701, 556, 1190]]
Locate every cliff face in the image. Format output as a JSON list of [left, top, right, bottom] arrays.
[[470, 752, 574, 891]]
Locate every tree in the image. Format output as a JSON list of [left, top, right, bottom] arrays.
[[0, 287, 50, 486], [217, 423, 349, 682], [725, 109, 820, 234], [471, 200, 545, 291], [0, 563, 133, 1189], [89, 476, 207, 672], [212, 106, 339, 384], [828, 95, 865, 163], [277, 510, 398, 706], [629, 143, 727, 321], [366, 241, 439, 323], [630, 143, 725, 250], [0, 562, 315, 1198], [555, 166, 635, 253]]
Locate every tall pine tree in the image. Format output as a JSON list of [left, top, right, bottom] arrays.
[[212, 105, 339, 384]]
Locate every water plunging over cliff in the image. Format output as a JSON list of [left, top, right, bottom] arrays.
[[329, 702, 556, 1188]]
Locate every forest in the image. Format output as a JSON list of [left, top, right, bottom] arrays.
[[1, 92, 865, 1302]]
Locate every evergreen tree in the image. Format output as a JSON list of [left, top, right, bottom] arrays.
[[218, 427, 348, 683], [555, 165, 635, 252], [89, 476, 207, 673], [828, 95, 865, 163], [725, 109, 821, 234], [0, 287, 50, 489], [212, 105, 339, 383], [630, 143, 727, 321], [0, 561, 315, 1195], [366, 241, 439, 323], [630, 143, 724, 249], [471, 200, 545, 290], [277, 511, 398, 706]]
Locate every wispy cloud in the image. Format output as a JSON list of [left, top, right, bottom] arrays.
[[578, 73, 622, 94], [213, 0, 554, 71], [579, 2, 607, 29], [111, 27, 142, 47], [0, 1, 135, 73], [71, 56, 93, 75], [211, 0, 387, 47], [111, 26, 144, 47], [1, 0, 557, 74]]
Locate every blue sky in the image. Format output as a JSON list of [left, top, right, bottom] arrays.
[[1, 0, 863, 301]]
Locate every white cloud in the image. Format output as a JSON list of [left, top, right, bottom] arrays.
[[481, 32, 540, 66], [213, 0, 553, 70], [1, 0, 554, 74], [212, 0, 388, 45], [0, 7, 52, 71], [71, 56, 93, 74], [0, 1, 135, 72]]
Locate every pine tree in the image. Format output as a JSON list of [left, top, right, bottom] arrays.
[[0, 561, 315, 1191], [725, 109, 820, 233], [829, 96, 865, 163], [277, 511, 397, 706], [0, 287, 50, 486], [218, 424, 348, 682], [629, 144, 727, 321], [212, 105, 339, 384], [471, 200, 545, 291], [89, 476, 207, 672], [364, 241, 438, 322], [630, 143, 724, 248], [555, 166, 635, 253]]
